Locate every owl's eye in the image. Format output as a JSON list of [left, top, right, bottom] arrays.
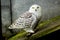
[[37, 7, 39, 9], [32, 7, 34, 9]]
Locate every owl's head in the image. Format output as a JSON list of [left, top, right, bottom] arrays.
[[29, 4, 41, 13]]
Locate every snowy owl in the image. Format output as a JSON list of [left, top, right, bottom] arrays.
[[8, 4, 41, 33]]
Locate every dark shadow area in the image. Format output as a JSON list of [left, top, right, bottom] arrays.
[[35, 30, 60, 40]]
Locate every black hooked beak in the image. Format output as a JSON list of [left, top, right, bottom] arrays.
[[35, 9, 37, 11]]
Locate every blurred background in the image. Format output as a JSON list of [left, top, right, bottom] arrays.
[[1, 0, 60, 40]]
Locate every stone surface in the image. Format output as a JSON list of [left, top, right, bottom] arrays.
[[1, 0, 10, 6], [1, 0, 11, 36]]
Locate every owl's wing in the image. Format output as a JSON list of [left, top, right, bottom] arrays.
[[8, 17, 25, 29], [8, 11, 32, 29], [23, 14, 37, 33], [23, 17, 35, 33], [20, 11, 32, 18], [8, 11, 35, 33]]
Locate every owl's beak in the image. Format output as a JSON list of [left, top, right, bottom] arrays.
[[35, 9, 37, 11]]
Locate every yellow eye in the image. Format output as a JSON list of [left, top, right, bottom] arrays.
[[37, 7, 39, 8], [32, 7, 34, 9]]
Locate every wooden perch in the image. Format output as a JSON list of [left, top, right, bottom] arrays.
[[28, 22, 60, 40], [35, 16, 60, 31], [8, 16, 60, 40], [8, 30, 28, 40]]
